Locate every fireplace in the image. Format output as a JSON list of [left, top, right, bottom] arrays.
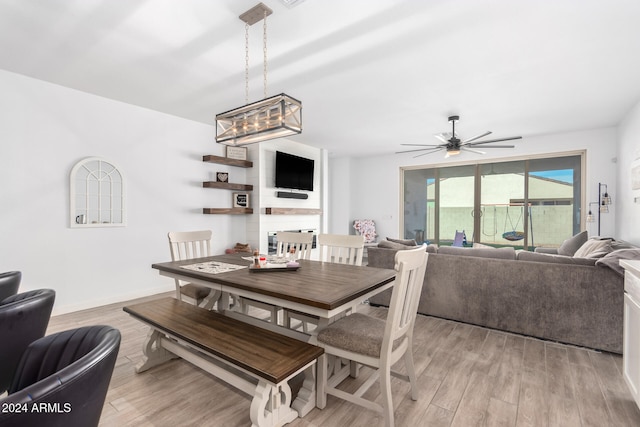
[[267, 229, 317, 255]]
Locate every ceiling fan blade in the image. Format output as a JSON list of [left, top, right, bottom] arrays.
[[462, 131, 492, 144], [400, 143, 446, 147], [467, 136, 522, 146], [396, 146, 445, 154], [411, 147, 447, 158], [461, 147, 486, 155], [433, 133, 449, 143], [468, 144, 515, 149]]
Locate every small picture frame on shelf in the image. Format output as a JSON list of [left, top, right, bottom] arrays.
[[233, 192, 250, 208], [216, 172, 229, 182], [226, 146, 247, 160]]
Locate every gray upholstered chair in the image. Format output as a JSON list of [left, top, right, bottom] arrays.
[[0, 325, 121, 427], [0, 289, 55, 394], [0, 271, 21, 303], [316, 246, 428, 427]]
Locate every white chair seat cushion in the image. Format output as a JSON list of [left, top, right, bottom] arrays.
[[317, 313, 399, 358]]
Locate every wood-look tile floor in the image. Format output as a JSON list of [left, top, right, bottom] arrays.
[[46, 292, 640, 426]]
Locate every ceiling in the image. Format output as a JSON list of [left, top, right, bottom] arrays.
[[1, 0, 640, 158]]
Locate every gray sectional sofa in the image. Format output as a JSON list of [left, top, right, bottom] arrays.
[[367, 236, 640, 354]]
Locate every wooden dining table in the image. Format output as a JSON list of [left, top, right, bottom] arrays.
[[151, 253, 397, 416]]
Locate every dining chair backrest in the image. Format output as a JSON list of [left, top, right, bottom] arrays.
[[275, 231, 313, 260], [317, 234, 365, 266], [382, 246, 428, 358], [0, 325, 120, 427], [0, 289, 56, 394], [168, 230, 213, 261], [0, 271, 21, 303]]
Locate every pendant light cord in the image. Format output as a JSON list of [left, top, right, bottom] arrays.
[[243, 10, 269, 105], [263, 10, 268, 99]]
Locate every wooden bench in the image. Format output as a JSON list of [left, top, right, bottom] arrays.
[[123, 297, 323, 427]]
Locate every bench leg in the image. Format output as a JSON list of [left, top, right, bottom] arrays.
[[292, 364, 317, 416], [135, 329, 177, 373], [250, 381, 298, 427]]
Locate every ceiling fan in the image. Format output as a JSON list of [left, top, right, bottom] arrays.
[[397, 115, 522, 158]]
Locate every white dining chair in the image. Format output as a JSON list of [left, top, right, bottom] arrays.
[[285, 234, 365, 332], [241, 231, 314, 324], [167, 230, 220, 310], [275, 231, 314, 259], [316, 246, 428, 427]]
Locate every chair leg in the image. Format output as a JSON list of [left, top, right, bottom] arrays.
[[404, 349, 419, 401], [317, 354, 328, 409], [380, 364, 394, 427]]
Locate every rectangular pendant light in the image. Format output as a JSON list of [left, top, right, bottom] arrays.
[[216, 93, 302, 146]]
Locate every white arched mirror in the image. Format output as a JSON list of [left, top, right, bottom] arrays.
[[70, 157, 126, 228]]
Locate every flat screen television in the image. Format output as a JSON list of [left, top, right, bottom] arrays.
[[275, 151, 314, 191]]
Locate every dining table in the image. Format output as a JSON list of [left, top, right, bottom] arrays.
[[151, 252, 397, 416]]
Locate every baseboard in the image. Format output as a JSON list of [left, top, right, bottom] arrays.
[[51, 285, 174, 316]]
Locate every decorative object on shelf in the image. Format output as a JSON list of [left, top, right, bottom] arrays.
[[353, 219, 377, 243], [233, 192, 250, 208], [587, 182, 613, 235], [225, 146, 247, 160], [233, 243, 252, 253], [216, 172, 229, 182], [216, 2, 302, 146]]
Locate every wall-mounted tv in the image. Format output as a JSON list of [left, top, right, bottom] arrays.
[[275, 151, 314, 191]]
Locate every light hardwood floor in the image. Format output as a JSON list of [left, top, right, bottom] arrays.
[[46, 292, 640, 426]]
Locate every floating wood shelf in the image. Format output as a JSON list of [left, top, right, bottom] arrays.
[[203, 155, 253, 168], [202, 182, 253, 191], [264, 208, 322, 215], [203, 208, 253, 215]]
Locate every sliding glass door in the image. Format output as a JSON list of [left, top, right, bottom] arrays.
[[439, 165, 475, 246], [479, 161, 527, 248], [402, 153, 583, 250]]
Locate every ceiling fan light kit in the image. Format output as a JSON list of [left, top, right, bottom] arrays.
[[216, 3, 302, 147], [397, 115, 522, 158]]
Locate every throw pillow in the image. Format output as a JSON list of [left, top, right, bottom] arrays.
[[573, 238, 613, 259], [378, 240, 414, 250], [386, 237, 418, 246], [557, 230, 588, 256], [596, 249, 640, 276]]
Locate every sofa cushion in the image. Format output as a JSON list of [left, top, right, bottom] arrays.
[[573, 238, 613, 259], [557, 230, 588, 256], [596, 249, 640, 276], [437, 245, 516, 260], [517, 250, 597, 266]]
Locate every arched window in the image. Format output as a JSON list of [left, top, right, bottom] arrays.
[[70, 157, 126, 227]]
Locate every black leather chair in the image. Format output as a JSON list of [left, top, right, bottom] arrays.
[[0, 289, 55, 394], [0, 325, 121, 427], [0, 271, 21, 303]]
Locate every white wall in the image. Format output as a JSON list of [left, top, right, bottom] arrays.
[[331, 127, 618, 242], [617, 99, 640, 245], [0, 70, 247, 314]]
